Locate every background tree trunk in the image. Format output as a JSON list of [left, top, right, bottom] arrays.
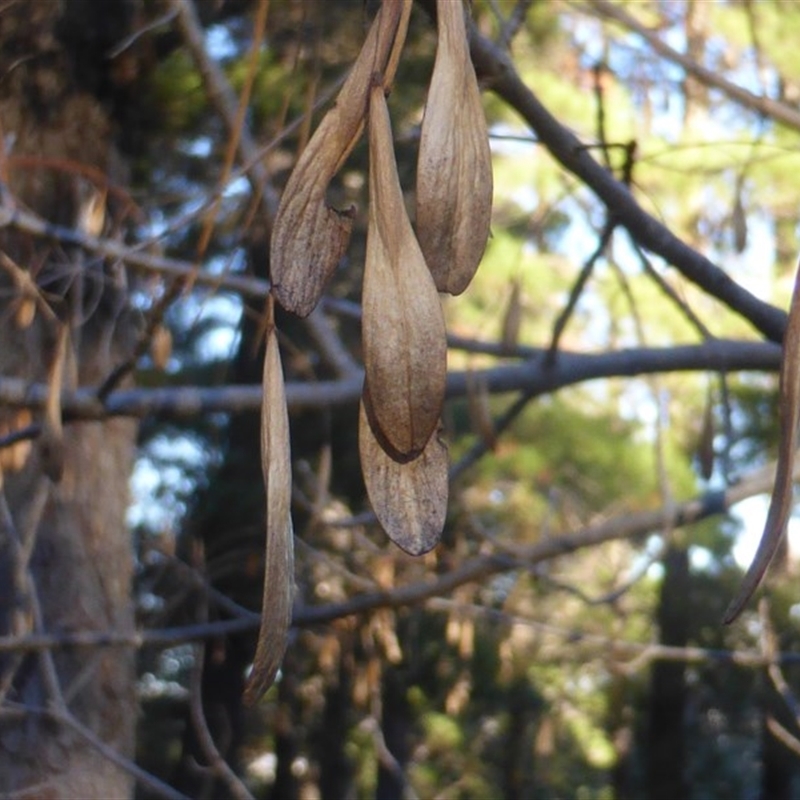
[[0, 2, 142, 795], [646, 544, 690, 800]]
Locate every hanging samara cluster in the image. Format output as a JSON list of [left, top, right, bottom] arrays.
[[246, 0, 492, 702]]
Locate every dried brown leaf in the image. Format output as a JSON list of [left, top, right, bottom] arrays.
[[270, 0, 412, 317], [244, 312, 295, 704], [359, 396, 448, 556], [416, 0, 493, 295], [363, 85, 447, 457], [724, 262, 800, 623]]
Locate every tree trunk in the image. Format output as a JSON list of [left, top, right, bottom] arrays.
[[375, 667, 412, 800], [314, 646, 355, 800], [646, 544, 690, 800], [0, 3, 140, 796]]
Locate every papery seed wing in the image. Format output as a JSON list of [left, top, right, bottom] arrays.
[[501, 279, 522, 352], [362, 85, 447, 457], [359, 396, 448, 555], [270, 0, 412, 317], [724, 260, 800, 623], [244, 319, 294, 704], [698, 385, 715, 481], [40, 324, 68, 483], [416, 0, 492, 295]]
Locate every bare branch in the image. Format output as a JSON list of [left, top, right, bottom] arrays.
[[760, 599, 800, 725], [498, 0, 535, 49], [467, 22, 787, 342], [547, 219, 615, 361], [0, 339, 781, 424], [304, 306, 362, 379], [0, 703, 191, 800], [0, 458, 791, 655], [187, 551, 255, 800], [188, 643, 255, 800], [296, 458, 792, 627], [424, 598, 788, 672], [0, 200, 271, 300], [767, 717, 800, 759], [586, 0, 800, 135]]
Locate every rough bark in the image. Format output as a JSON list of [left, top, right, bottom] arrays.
[[0, 2, 140, 796]]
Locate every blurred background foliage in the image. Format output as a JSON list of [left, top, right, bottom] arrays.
[[118, 0, 800, 797]]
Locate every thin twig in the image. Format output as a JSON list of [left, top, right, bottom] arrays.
[[0, 423, 41, 452], [168, 0, 277, 213], [585, 0, 800, 134], [633, 244, 712, 339], [759, 598, 800, 724], [106, 8, 179, 59], [33, 704, 190, 800], [546, 219, 615, 362], [0, 487, 30, 703], [498, 0, 535, 49], [0, 457, 791, 653], [423, 598, 788, 671], [0, 200, 271, 299], [189, 644, 254, 798], [304, 306, 362, 378], [767, 717, 800, 758]]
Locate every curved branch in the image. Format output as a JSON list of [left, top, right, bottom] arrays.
[[294, 458, 791, 626], [0, 458, 790, 650], [466, 21, 787, 343]]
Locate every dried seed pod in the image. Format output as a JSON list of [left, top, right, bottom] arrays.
[[14, 296, 35, 330], [0, 409, 33, 473], [732, 176, 747, 254], [150, 324, 172, 371], [416, 0, 493, 295], [244, 308, 295, 704], [270, 0, 412, 317], [466, 369, 496, 450], [359, 396, 448, 556], [77, 186, 107, 238], [40, 324, 68, 483], [724, 259, 800, 623], [363, 85, 447, 457], [697, 385, 715, 481], [501, 279, 523, 352]]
